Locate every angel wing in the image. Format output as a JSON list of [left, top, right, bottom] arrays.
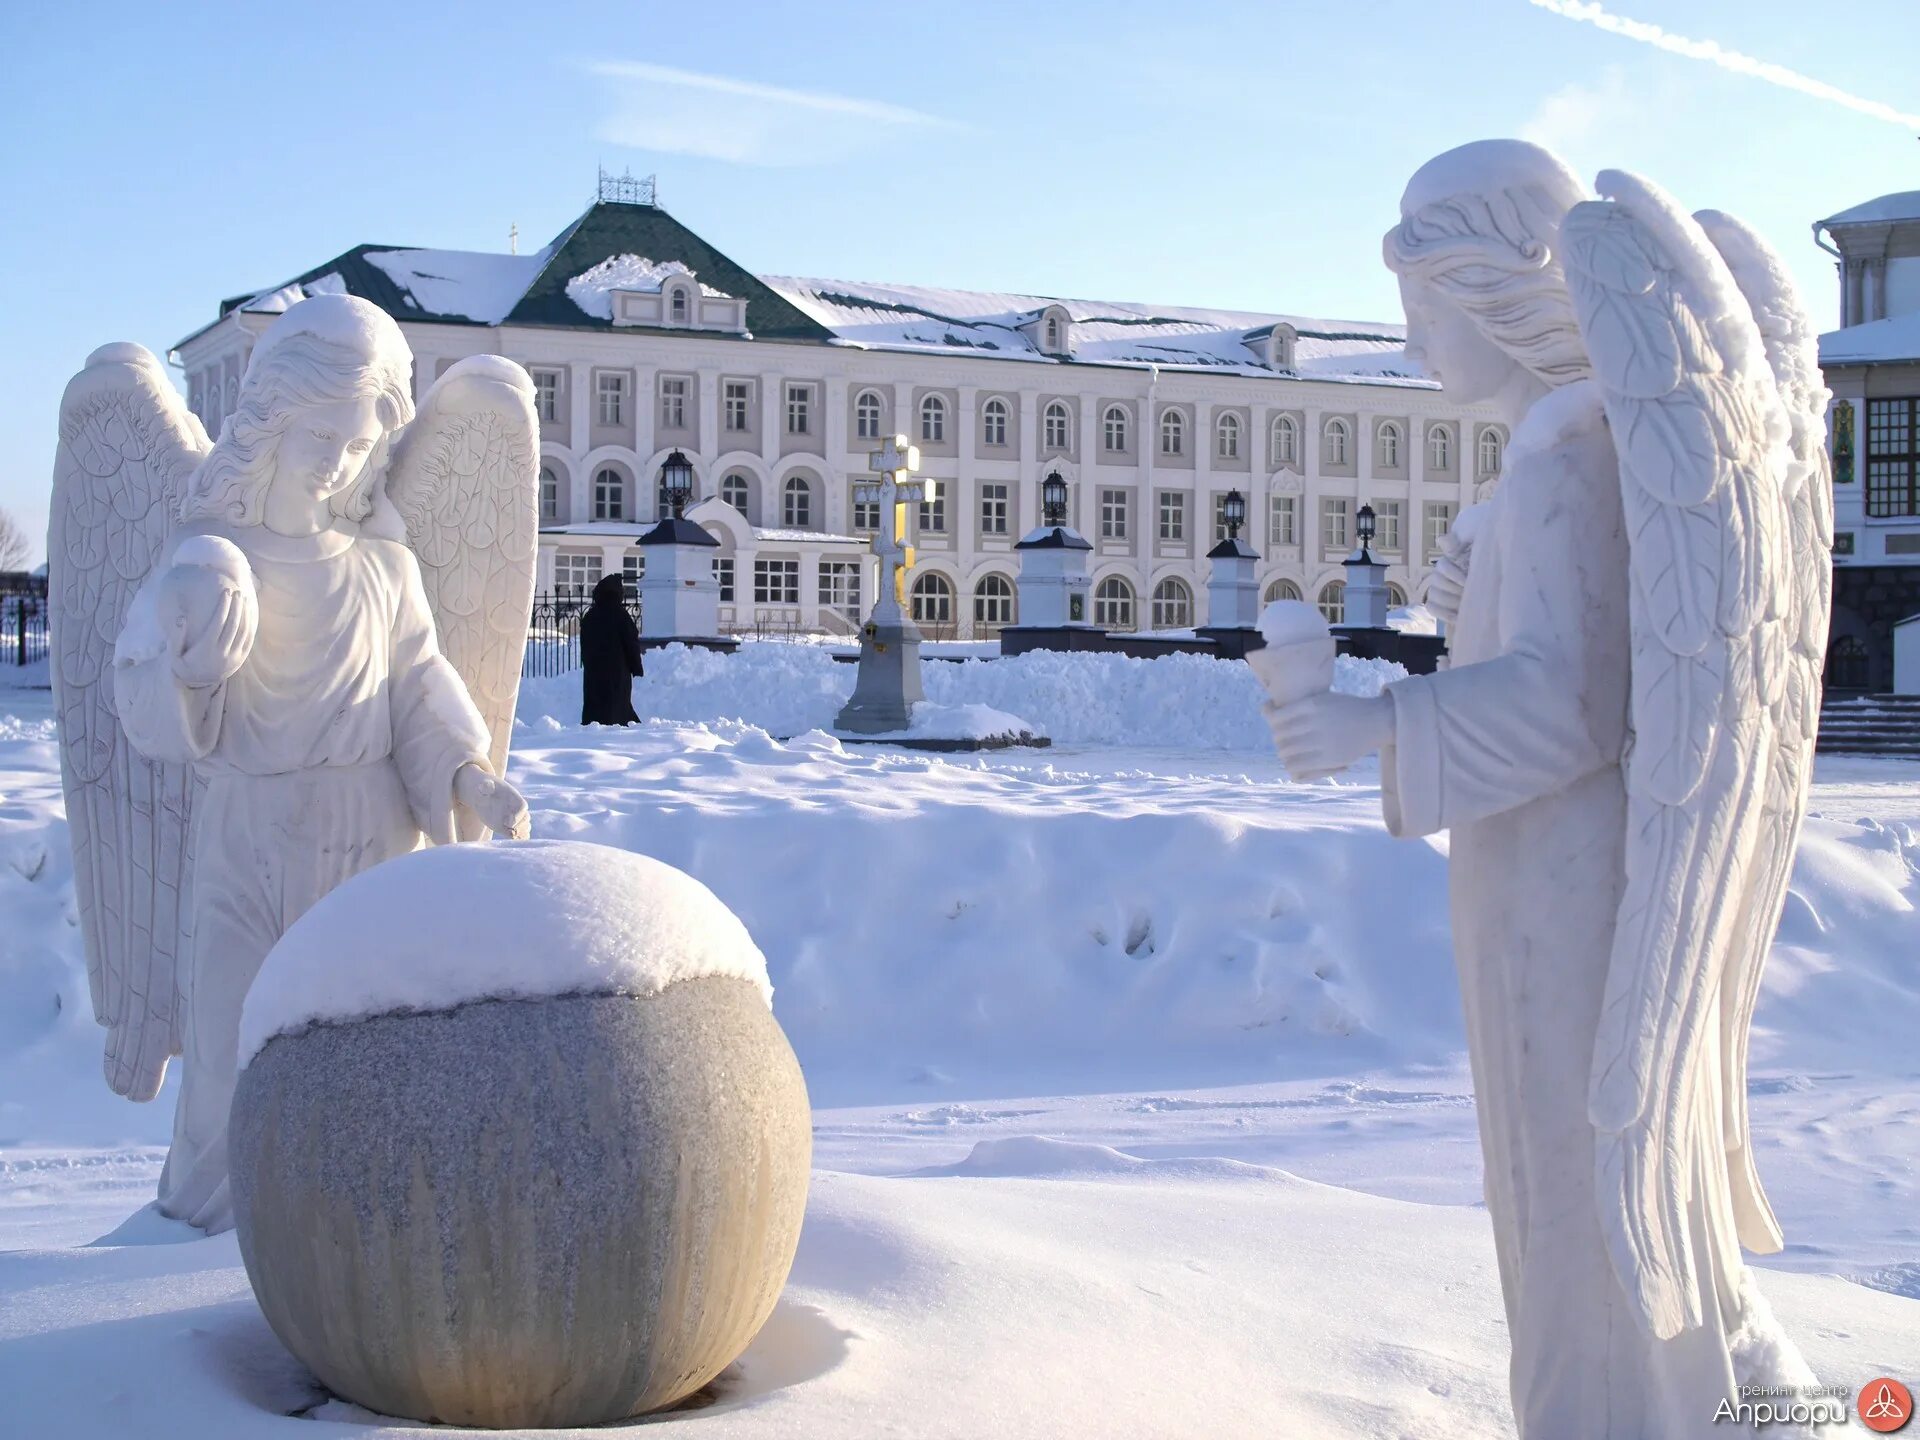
[[1563, 171, 1800, 1339], [381, 355, 539, 839], [49, 343, 211, 1100], [1691, 208, 1832, 1257]]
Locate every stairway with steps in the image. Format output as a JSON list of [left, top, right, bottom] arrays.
[[1816, 693, 1920, 759]]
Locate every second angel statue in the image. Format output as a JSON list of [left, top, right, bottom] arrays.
[[50, 294, 540, 1233]]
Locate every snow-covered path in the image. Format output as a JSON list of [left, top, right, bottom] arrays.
[[3, 678, 1917, 1435]]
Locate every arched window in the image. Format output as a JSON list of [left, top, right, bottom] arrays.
[[910, 570, 955, 624], [1263, 578, 1302, 604], [855, 390, 883, 441], [1216, 412, 1241, 460], [983, 397, 1009, 447], [1044, 401, 1071, 450], [1377, 421, 1402, 470], [670, 286, 689, 323], [1386, 582, 1408, 608], [1272, 414, 1298, 466], [1103, 405, 1130, 453], [782, 474, 813, 529], [973, 572, 1016, 631], [1477, 426, 1504, 475], [920, 394, 947, 443], [539, 464, 559, 521], [722, 471, 752, 515], [1428, 425, 1452, 471], [1046, 316, 1062, 350], [1151, 577, 1194, 629], [593, 466, 626, 522], [1325, 417, 1351, 467], [1160, 408, 1185, 456], [1317, 580, 1346, 624], [1094, 575, 1135, 628]]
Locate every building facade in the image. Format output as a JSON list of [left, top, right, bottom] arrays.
[[173, 183, 1508, 641], [1816, 190, 1920, 692]]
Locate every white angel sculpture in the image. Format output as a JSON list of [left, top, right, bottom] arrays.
[[1263, 141, 1831, 1434], [50, 294, 539, 1234]]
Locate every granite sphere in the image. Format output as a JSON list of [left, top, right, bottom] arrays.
[[227, 842, 810, 1428]]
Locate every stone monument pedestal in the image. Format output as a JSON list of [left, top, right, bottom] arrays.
[[834, 617, 926, 734]]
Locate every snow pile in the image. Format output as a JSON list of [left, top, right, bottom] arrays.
[[565, 255, 726, 319], [238, 840, 771, 1065], [516, 641, 1406, 751], [839, 700, 1040, 742]]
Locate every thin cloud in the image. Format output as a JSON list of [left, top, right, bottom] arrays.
[[1526, 0, 1920, 130], [583, 60, 962, 166]]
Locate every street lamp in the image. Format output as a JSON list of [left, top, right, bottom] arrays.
[[659, 449, 695, 519], [1042, 469, 1069, 527], [1355, 502, 1376, 559], [1222, 488, 1246, 540]]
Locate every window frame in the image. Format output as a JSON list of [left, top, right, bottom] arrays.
[[1093, 575, 1135, 629], [781, 475, 813, 529], [910, 570, 955, 624], [592, 466, 627, 522], [1103, 405, 1130, 453], [979, 481, 1010, 536], [855, 389, 884, 441], [983, 396, 1009, 448], [723, 378, 752, 433], [530, 368, 561, 424], [1866, 397, 1920, 517], [1100, 487, 1130, 541], [1269, 494, 1297, 546], [1150, 577, 1193, 630], [1272, 414, 1298, 466], [658, 374, 689, 430], [1216, 412, 1241, 460], [595, 370, 627, 427], [785, 383, 813, 437], [1159, 408, 1185, 457], [1157, 490, 1186, 542], [752, 556, 800, 605], [1044, 400, 1071, 450], [1325, 417, 1351, 468], [1321, 496, 1351, 552], [920, 393, 948, 444]]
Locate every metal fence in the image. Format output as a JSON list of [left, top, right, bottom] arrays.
[[523, 589, 640, 678], [4, 590, 47, 668]]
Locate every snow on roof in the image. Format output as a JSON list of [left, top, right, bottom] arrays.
[[237, 272, 348, 314], [363, 247, 549, 324], [753, 526, 863, 544], [1820, 192, 1920, 228], [760, 274, 1433, 387], [1819, 311, 1920, 366], [565, 254, 730, 320]]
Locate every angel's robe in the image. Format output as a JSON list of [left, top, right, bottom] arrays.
[[118, 519, 492, 1233], [1376, 383, 1801, 1437]]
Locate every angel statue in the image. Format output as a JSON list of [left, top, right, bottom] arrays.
[[1260, 141, 1832, 1435], [50, 294, 540, 1234]]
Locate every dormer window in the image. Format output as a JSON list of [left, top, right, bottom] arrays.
[[1270, 324, 1297, 371], [1046, 316, 1061, 349], [669, 286, 689, 323]]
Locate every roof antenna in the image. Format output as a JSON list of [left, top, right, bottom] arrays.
[[508, 223, 519, 256]]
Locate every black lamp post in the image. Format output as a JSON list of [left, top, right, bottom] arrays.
[[1355, 502, 1376, 561], [1041, 469, 1069, 527], [1222, 488, 1246, 540], [660, 449, 695, 518]]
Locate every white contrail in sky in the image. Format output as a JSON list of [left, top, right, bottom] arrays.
[[1526, 0, 1920, 129]]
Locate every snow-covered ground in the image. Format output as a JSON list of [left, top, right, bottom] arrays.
[[2, 656, 1917, 1436]]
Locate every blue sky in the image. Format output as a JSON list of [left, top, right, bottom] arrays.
[[3, 0, 1915, 562]]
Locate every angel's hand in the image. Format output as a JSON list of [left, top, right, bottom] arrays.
[[454, 762, 531, 839], [160, 564, 257, 688], [1263, 692, 1395, 780]]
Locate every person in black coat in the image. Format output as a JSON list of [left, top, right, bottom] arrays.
[[579, 572, 644, 725]]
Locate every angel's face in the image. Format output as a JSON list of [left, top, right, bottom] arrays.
[[276, 396, 384, 502], [1399, 275, 1518, 405]]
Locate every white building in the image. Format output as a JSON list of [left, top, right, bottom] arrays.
[[1815, 189, 1920, 691], [173, 178, 1508, 640]]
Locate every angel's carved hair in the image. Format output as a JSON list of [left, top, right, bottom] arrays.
[[182, 331, 415, 526], [1383, 180, 1593, 389]]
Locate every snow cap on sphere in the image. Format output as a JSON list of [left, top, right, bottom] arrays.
[[238, 840, 775, 1067], [1258, 599, 1332, 649], [245, 293, 412, 385], [1397, 138, 1586, 219]]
